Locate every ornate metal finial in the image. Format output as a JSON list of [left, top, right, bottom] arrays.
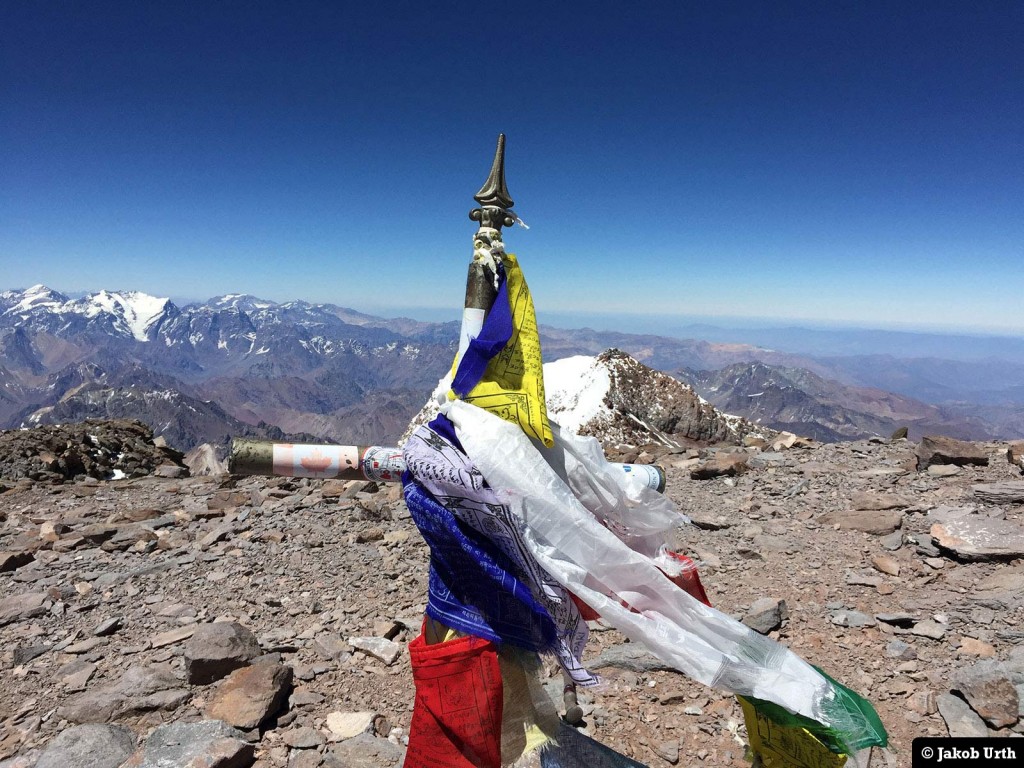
[[470, 134, 516, 230]]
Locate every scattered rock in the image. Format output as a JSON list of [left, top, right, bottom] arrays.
[[871, 555, 900, 576], [690, 453, 748, 480], [0, 551, 34, 573], [0, 592, 47, 627], [911, 621, 947, 640], [936, 693, 989, 737], [325, 711, 377, 741], [58, 664, 190, 724], [34, 724, 136, 768], [952, 661, 1020, 728], [120, 720, 253, 768], [831, 610, 876, 628], [741, 598, 787, 634], [348, 636, 402, 666], [589, 643, 676, 674], [819, 509, 902, 535], [915, 435, 989, 471], [972, 481, 1024, 504], [206, 663, 293, 730], [931, 517, 1024, 561], [324, 732, 405, 768], [959, 637, 996, 658], [185, 621, 261, 685]]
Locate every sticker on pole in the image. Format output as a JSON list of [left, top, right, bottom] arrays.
[[272, 444, 359, 479]]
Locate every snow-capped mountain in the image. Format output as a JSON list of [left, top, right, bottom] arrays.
[[0, 284, 995, 450], [0, 285, 174, 341], [545, 350, 759, 445], [0, 285, 457, 448]]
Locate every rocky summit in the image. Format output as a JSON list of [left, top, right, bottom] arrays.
[[2, 420, 1024, 768]]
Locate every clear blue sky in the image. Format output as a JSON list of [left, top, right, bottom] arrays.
[[2, 2, 1022, 334]]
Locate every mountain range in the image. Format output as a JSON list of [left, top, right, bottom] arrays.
[[2, 285, 1020, 450]]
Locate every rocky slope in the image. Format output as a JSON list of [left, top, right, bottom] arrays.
[[546, 350, 764, 447], [2, 422, 1024, 767], [680, 362, 993, 443]]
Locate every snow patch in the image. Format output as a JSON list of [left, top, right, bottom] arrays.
[[543, 355, 612, 432]]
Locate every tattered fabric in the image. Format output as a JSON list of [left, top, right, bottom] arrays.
[[444, 399, 888, 754], [403, 416, 597, 687]]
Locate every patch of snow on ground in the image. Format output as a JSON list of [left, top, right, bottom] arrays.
[[543, 355, 612, 432]]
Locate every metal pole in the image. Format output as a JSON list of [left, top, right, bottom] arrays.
[[228, 438, 666, 492]]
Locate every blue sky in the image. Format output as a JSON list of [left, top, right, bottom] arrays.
[[2, 2, 1022, 334]]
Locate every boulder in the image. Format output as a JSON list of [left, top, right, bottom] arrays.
[[915, 435, 988, 471], [34, 725, 136, 768], [205, 663, 293, 730], [185, 622, 261, 685], [121, 720, 253, 768]]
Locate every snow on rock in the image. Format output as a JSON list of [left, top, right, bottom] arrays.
[[85, 290, 170, 341], [543, 355, 613, 432], [1, 286, 172, 342]]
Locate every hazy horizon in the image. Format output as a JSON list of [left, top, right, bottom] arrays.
[[8, 281, 1024, 346]]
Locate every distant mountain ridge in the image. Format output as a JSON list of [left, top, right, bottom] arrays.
[[1, 285, 1018, 448]]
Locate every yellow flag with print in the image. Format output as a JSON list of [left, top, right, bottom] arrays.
[[448, 253, 553, 447]]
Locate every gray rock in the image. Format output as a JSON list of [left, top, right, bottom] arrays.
[[0, 592, 47, 627], [34, 724, 136, 768], [185, 622, 260, 685], [937, 693, 990, 737], [589, 643, 676, 673], [818, 509, 902, 535], [313, 632, 351, 661], [911, 621, 947, 640], [741, 598, 788, 634], [348, 636, 401, 666], [324, 733, 404, 768], [282, 727, 323, 749], [972, 566, 1024, 609], [831, 610, 876, 628], [653, 739, 680, 765], [916, 435, 989, 470], [952, 661, 1020, 728], [13, 644, 51, 665], [120, 720, 253, 768], [289, 751, 324, 768], [58, 664, 189, 724], [92, 617, 123, 637], [0, 550, 35, 573], [879, 531, 904, 551], [931, 517, 1024, 561], [972, 481, 1024, 504], [875, 613, 916, 628]]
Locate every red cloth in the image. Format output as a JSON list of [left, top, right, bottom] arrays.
[[404, 631, 504, 768], [570, 551, 712, 621]]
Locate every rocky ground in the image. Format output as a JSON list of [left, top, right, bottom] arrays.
[[2, 425, 1024, 768]]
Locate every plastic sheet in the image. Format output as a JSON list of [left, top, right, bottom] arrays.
[[444, 400, 880, 748]]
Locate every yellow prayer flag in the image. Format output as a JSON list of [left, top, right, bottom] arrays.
[[449, 253, 553, 447]]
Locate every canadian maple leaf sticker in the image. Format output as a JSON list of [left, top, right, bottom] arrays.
[[300, 449, 333, 476]]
